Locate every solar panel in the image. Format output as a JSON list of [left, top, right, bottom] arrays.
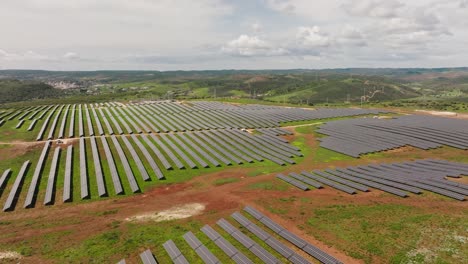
[[183, 231, 221, 264], [24, 141, 51, 208], [27, 119, 37, 131], [201, 225, 253, 264], [325, 169, 408, 197], [131, 134, 164, 180], [90, 136, 106, 197], [110, 107, 132, 134], [163, 240, 190, 264], [139, 249, 158, 264], [196, 132, 243, 165], [44, 147, 61, 205], [231, 212, 310, 263], [78, 104, 84, 137], [104, 107, 123, 135], [243, 206, 342, 264], [183, 133, 231, 165], [0, 168, 12, 190], [62, 145, 73, 202], [141, 134, 172, 170], [288, 173, 322, 189], [179, 133, 220, 167], [276, 174, 310, 191], [15, 119, 25, 129], [125, 106, 152, 133], [151, 134, 185, 169], [204, 131, 253, 163], [168, 134, 208, 168], [317, 115, 468, 157], [58, 104, 70, 139], [3, 161, 30, 211], [120, 135, 150, 181], [84, 104, 94, 136], [306, 171, 357, 194], [98, 107, 114, 135], [99, 136, 123, 194], [36, 105, 59, 141], [68, 104, 75, 138]]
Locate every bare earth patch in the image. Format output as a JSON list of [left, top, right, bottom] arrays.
[[0, 251, 22, 260], [125, 203, 205, 222], [415, 109, 457, 116]]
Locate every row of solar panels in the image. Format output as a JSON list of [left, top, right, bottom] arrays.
[[0, 101, 387, 140], [317, 115, 468, 157], [29, 103, 279, 140], [277, 159, 468, 201], [0, 129, 300, 211], [117, 206, 342, 264]]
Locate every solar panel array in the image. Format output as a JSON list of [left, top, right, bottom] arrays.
[[317, 115, 468, 157], [278, 159, 468, 200], [0, 127, 302, 211], [117, 205, 341, 264], [0, 101, 386, 140]]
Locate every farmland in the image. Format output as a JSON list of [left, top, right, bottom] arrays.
[[0, 98, 466, 264]]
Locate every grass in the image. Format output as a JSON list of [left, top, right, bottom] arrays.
[[212, 177, 239, 186], [247, 181, 289, 191], [313, 147, 353, 163], [45, 217, 287, 263], [293, 124, 354, 163], [306, 204, 468, 264]]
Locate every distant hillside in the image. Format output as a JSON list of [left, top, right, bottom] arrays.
[[1, 68, 467, 105], [248, 75, 420, 104], [187, 73, 421, 104], [0, 80, 63, 104]]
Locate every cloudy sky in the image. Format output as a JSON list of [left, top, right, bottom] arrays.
[[1, 0, 467, 70]]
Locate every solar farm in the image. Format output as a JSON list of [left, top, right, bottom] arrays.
[[0, 101, 386, 211], [0, 100, 466, 264], [317, 115, 468, 157]]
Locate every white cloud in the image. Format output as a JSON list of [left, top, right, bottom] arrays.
[[0, 49, 11, 58], [222, 35, 289, 57], [251, 22, 263, 33], [338, 25, 367, 47], [0, 49, 49, 61], [341, 25, 364, 39], [0, 0, 467, 69], [295, 26, 331, 48], [263, 0, 296, 14], [342, 0, 404, 18], [63, 52, 80, 60], [0, 0, 233, 52]]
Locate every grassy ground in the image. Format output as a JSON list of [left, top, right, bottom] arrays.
[[0, 102, 467, 263], [306, 203, 467, 264]]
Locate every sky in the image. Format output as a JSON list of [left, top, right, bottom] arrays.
[[0, 0, 467, 70]]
